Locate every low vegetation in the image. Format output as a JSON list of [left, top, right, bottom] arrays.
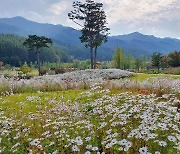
[[0, 77, 179, 153]]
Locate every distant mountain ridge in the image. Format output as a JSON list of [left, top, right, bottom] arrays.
[[0, 16, 180, 60]]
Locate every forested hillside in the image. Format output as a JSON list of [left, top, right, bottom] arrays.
[[1, 17, 180, 61], [0, 34, 71, 66]]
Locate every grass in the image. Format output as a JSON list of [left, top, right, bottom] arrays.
[[130, 73, 180, 81], [0, 69, 39, 77], [162, 67, 180, 75], [0, 90, 82, 115]]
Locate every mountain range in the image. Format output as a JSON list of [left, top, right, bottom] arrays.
[[0, 16, 180, 60]]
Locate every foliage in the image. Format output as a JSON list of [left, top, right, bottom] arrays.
[[18, 63, 33, 79], [23, 35, 52, 75], [0, 34, 71, 67], [142, 55, 148, 70], [151, 52, 162, 73], [55, 67, 65, 74], [134, 58, 142, 72], [68, 0, 109, 69], [113, 47, 127, 69], [162, 67, 180, 75], [161, 55, 169, 68], [168, 51, 180, 67], [39, 67, 48, 76], [113, 47, 121, 68], [19, 63, 32, 75]]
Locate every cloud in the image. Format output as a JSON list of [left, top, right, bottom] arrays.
[[0, 0, 179, 38], [49, 1, 71, 15], [98, 0, 178, 24]]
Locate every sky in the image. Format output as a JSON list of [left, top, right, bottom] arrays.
[[0, 0, 180, 38]]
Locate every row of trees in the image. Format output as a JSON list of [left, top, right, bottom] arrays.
[[151, 51, 180, 73], [113, 47, 148, 71], [113, 47, 180, 72]]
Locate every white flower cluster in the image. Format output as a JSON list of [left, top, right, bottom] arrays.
[[0, 83, 179, 153]]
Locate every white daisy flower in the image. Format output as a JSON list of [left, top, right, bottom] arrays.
[[139, 146, 148, 154]]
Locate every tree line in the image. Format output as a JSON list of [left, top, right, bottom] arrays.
[[0, 34, 71, 67], [113, 47, 180, 72], [151, 51, 180, 73]]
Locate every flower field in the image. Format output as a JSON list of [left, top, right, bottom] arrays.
[[0, 71, 180, 154]]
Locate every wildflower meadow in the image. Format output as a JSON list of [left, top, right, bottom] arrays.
[[0, 70, 179, 154]]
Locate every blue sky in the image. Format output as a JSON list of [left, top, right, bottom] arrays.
[[0, 0, 180, 38]]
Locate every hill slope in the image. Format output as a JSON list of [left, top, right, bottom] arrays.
[[0, 16, 180, 60], [0, 34, 71, 66]]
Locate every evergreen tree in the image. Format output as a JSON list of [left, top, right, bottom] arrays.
[[113, 47, 121, 68], [68, 0, 109, 69], [142, 55, 147, 70], [151, 52, 162, 73], [161, 55, 169, 68], [135, 58, 141, 72], [23, 35, 52, 76], [168, 51, 180, 67], [120, 50, 125, 69]]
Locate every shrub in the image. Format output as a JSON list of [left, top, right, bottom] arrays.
[[162, 67, 180, 75], [19, 64, 32, 75], [55, 67, 65, 74], [40, 67, 48, 75]]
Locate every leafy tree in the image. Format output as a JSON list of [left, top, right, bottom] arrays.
[[119, 49, 125, 69], [68, 0, 109, 69], [161, 55, 169, 68], [113, 47, 121, 68], [135, 58, 141, 72], [23, 35, 52, 75], [151, 52, 162, 73], [168, 51, 180, 67], [125, 54, 131, 70], [142, 55, 147, 70]]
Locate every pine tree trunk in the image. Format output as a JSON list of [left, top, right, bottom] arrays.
[[90, 47, 94, 69], [37, 49, 40, 76], [94, 46, 97, 69]]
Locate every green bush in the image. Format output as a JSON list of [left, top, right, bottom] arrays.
[[19, 64, 32, 75]]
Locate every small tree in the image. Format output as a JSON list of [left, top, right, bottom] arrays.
[[113, 47, 121, 68], [135, 58, 141, 72], [113, 48, 127, 69], [142, 55, 147, 70], [168, 51, 180, 67], [119, 50, 125, 69], [19, 63, 32, 78], [161, 55, 169, 68], [23, 35, 52, 75], [151, 52, 162, 73]]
